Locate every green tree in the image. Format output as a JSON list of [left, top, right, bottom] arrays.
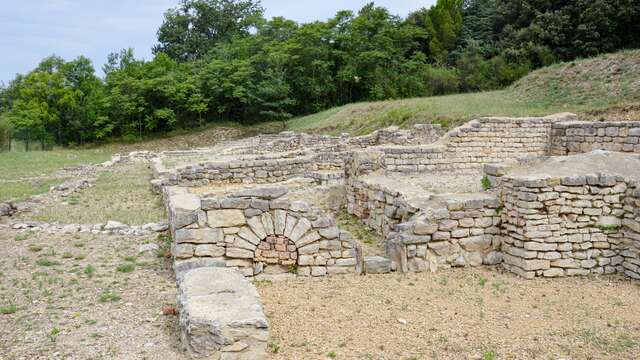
[[155, 0, 264, 61]]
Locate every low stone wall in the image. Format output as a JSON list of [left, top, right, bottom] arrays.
[[387, 194, 503, 273], [550, 121, 640, 155], [378, 114, 575, 174], [622, 182, 640, 279], [500, 174, 631, 279], [345, 176, 417, 237], [165, 186, 362, 278], [177, 267, 268, 359]]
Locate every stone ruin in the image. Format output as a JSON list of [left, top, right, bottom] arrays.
[[148, 114, 640, 359]]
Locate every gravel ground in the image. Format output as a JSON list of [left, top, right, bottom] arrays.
[[0, 228, 184, 360], [258, 267, 640, 360]]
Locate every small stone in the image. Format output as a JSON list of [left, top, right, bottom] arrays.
[[139, 243, 159, 253]]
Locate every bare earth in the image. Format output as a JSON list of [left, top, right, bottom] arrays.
[[0, 228, 184, 360], [258, 267, 640, 360]]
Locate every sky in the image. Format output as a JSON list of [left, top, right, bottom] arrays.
[[0, 0, 435, 84]]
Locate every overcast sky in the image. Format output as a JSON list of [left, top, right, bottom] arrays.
[[0, 1, 435, 84]]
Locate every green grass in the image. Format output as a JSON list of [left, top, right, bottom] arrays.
[[0, 304, 17, 314], [98, 290, 121, 303], [287, 49, 640, 135], [116, 262, 135, 273], [0, 149, 111, 202], [26, 163, 165, 225]]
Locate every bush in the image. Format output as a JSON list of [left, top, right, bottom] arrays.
[[0, 117, 9, 151]]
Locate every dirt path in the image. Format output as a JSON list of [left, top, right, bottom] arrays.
[[258, 267, 640, 360], [0, 228, 184, 360]]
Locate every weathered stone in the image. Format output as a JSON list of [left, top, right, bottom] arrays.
[[177, 267, 268, 358], [194, 244, 226, 257], [175, 228, 224, 244], [231, 187, 288, 200], [208, 210, 246, 228], [289, 218, 312, 242], [274, 210, 287, 235], [226, 247, 254, 259], [364, 256, 392, 274]]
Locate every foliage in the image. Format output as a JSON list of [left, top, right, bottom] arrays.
[[0, 0, 638, 148]]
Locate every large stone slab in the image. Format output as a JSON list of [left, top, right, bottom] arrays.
[[178, 267, 268, 359]]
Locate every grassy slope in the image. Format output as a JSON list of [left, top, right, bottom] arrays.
[[288, 49, 640, 135]]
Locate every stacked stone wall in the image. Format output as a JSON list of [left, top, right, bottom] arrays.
[[500, 175, 629, 279], [550, 121, 640, 155], [380, 115, 572, 174], [345, 177, 417, 237], [387, 195, 503, 273], [622, 182, 640, 279], [165, 187, 362, 278]]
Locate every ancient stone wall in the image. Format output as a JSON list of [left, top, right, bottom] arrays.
[[500, 174, 630, 279], [345, 176, 417, 237], [165, 187, 362, 278], [622, 181, 640, 279], [550, 121, 640, 155], [386, 195, 503, 272], [379, 114, 574, 174]]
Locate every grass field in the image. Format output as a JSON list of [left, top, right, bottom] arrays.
[[25, 163, 165, 225], [287, 50, 640, 135], [0, 150, 112, 202]]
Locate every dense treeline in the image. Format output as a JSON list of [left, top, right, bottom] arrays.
[[1, 0, 638, 149]]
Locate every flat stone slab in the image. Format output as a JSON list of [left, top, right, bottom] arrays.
[[177, 267, 268, 359], [365, 256, 392, 274], [505, 150, 640, 180]]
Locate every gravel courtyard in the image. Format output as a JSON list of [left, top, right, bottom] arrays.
[[0, 228, 184, 360], [259, 267, 640, 360]]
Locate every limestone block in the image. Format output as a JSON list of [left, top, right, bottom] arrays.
[[289, 218, 312, 242], [208, 210, 246, 228], [175, 228, 224, 244], [364, 256, 392, 274], [226, 247, 254, 259], [177, 267, 268, 359], [274, 210, 286, 235], [194, 244, 226, 257]]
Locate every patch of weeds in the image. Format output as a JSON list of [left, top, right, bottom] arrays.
[[592, 224, 620, 232], [327, 351, 337, 358], [74, 254, 86, 260], [438, 276, 448, 286], [28, 244, 43, 252], [84, 265, 96, 277], [89, 332, 102, 339], [254, 279, 273, 286], [481, 176, 491, 191], [482, 350, 497, 360], [67, 196, 80, 205], [48, 327, 61, 342], [14, 231, 33, 241], [268, 340, 280, 354], [287, 265, 298, 275], [98, 290, 121, 303], [479, 276, 488, 286], [36, 258, 61, 267], [0, 304, 17, 314], [62, 252, 73, 259], [85, 319, 97, 325], [491, 280, 506, 293], [123, 255, 137, 262], [495, 205, 504, 214], [116, 262, 135, 273], [73, 241, 85, 248]]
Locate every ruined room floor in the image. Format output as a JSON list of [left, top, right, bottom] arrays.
[[0, 229, 184, 360], [258, 267, 640, 360]]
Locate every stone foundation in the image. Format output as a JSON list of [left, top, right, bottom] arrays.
[[551, 121, 640, 155], [165, 186, 363, 278]]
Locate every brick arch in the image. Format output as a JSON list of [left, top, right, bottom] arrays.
[[254, 235, 298, 266]]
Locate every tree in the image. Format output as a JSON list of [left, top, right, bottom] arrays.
[[154, 0, 264, 61]]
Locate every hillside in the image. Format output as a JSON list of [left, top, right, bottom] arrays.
[[288, 50, 640, 135]]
